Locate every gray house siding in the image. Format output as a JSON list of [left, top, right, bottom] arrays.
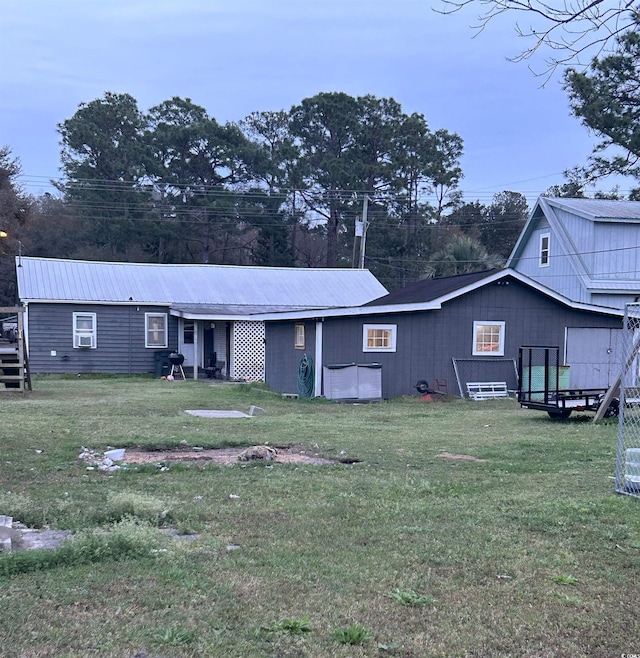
[[508, 198, 640, 310], [265, 279, 622, 399], [516, 218, 588, 304], [26, 304, 178, 374], [265, 320, 316, 394], [593, 222, 640, 280], [593, 292, 640, 308]]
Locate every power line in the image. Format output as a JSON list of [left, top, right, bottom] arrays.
[[15, 172, 638, 203]]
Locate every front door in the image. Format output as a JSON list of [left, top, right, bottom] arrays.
[[179, 319, 196, 369]]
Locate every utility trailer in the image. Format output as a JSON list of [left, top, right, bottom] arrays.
[[518, 346, 619, 419]]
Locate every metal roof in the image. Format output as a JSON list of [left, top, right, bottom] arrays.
[[244, 269, 624, 321], [545, 198, 640, 221], [16, 258, 388, 309]]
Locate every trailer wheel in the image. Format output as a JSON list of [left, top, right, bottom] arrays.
[[601, 398, 620, 419], [548, 409, 571, 419]]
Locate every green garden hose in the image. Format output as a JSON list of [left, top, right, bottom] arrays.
[[297, 354, 315, 398]]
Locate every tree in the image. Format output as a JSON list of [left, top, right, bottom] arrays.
[[423, 234, 504, 278], [23, 195, 87, 260], [441, 192, 527, 260], [564, 16, 640, 193], [374, 113, 448, 288], [0, 147, 34, 305], [290, 92, 363, 267], [145, 97, 255, 264], [442, 200, 487, 241], [58, 92, 152, 259], [481, 191, 529, 258], [439, 0, 640, 76], [239, 110, 302, 266]]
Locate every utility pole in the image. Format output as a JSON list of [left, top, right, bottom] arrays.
[[358, 194, 370, 269]]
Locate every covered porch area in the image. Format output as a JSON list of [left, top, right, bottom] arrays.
[[170, 305, 266, 382]]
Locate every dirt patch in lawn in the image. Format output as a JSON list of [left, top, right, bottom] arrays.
[[122, 445, 338, 466]]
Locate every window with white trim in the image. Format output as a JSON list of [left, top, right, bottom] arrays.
[[145, 313, 168, 348], [294, 323, 305, 349], [183, 320, 194, 344], [472, 321, 505, 356], [539, 233, 550, 267], [363, 324, 397, 352], [73, 312, 97, 348]]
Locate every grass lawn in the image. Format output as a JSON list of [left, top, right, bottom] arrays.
[[0, 377, 638, 657]]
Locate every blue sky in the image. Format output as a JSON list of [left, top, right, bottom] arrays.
[[0, 0, 631, 205]]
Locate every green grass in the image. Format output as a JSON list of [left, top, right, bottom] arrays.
[[0, 376, 638, 657]]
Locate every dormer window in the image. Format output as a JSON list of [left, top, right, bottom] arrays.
[[540, 233, 550, 267]]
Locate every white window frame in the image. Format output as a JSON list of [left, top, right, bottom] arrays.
[[294, 323, 306, 349], [472, 321, 505, 356], [73, 312, 97, 349], [363, 324, 397, 353], [145, 313, 168, 348], [183, 319, 195, 345], [539, 233, 550, 267]]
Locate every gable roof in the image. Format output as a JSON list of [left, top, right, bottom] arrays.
[[16, 257, 388, 312], [507, 196, 640, 267], [542, 198, 640, 221], [506, 197, 640, 304], [248, 268, 624, 320]]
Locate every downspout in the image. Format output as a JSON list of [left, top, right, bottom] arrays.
[[314, 319, 323, 397]]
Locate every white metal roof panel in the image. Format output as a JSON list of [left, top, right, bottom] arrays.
[[16, 257, 388, 308], [546, 198, 640, 221]]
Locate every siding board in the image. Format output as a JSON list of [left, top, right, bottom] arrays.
[[265, 321, 316, 394], [265, 278, 622, 400], [27, 304, 178, 374]]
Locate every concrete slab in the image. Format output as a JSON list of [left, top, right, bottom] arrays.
[[185, 410, 251, 418], [19, 529, 73, 550]]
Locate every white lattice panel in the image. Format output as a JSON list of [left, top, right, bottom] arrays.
[[231, 321, 265, 381]]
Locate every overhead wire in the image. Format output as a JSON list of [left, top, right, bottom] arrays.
[[9, 172, 639, 281]]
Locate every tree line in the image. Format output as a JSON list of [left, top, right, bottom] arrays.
[[0, 91, 534, 307], [1, 7, 639, 309]]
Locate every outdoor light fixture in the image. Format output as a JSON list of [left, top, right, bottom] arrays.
[[0, 230, 23, 266]]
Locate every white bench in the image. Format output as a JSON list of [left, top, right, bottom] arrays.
[[466, 381, 509, 400]]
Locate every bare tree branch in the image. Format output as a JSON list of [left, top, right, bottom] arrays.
[[437, 0, 639, 78]]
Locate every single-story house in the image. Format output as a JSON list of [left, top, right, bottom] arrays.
[[15, 257, 388, 378], [258, 268, 625, 399], [507, 197, 640, 310]]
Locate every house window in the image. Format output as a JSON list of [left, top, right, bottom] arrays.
[[473, 321, 505, 356], [295, 323, 305, 349], [73, 312, 96, 348], [146, 313, 168, 348], [540, 233, 550, 267], [363, 324, 397, 352], [183, 320, 194, 345]]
